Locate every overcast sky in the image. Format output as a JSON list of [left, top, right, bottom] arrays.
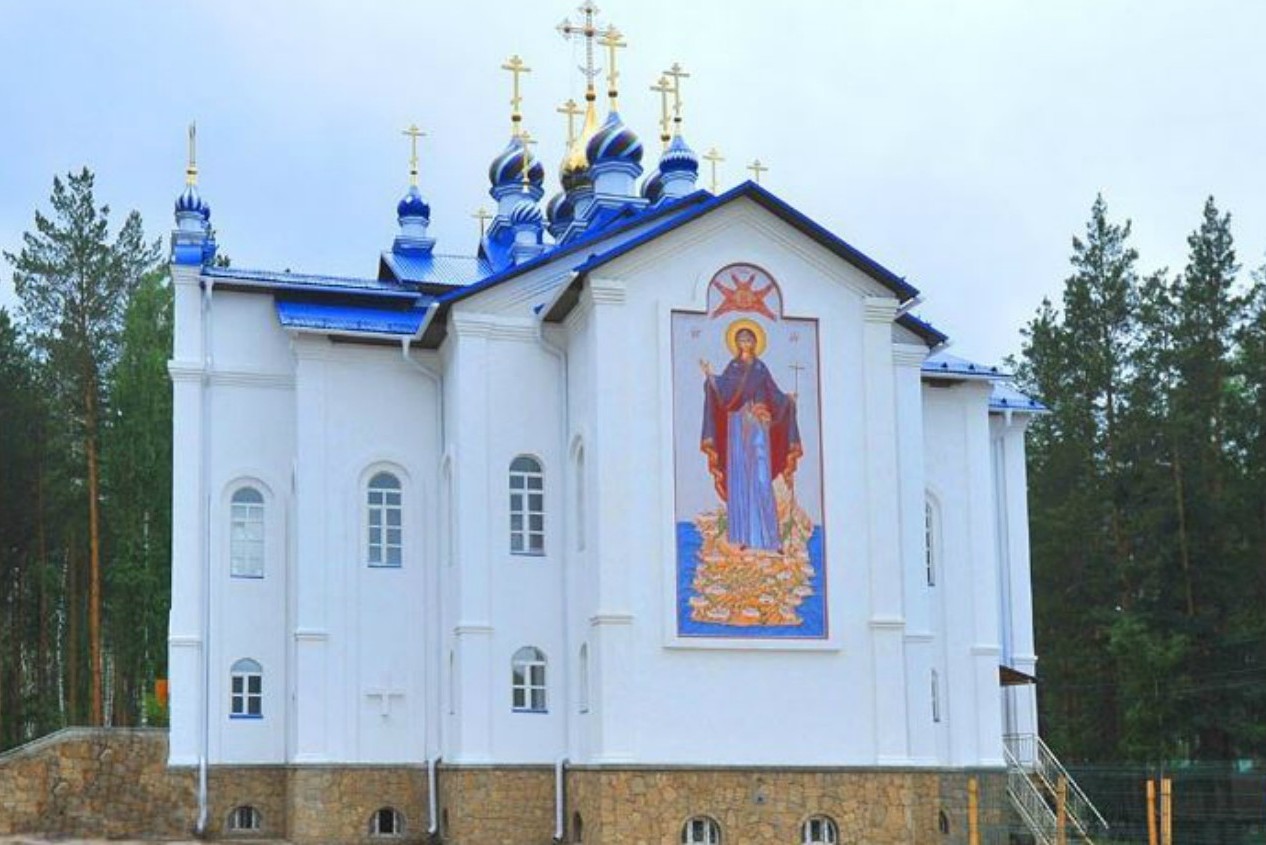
[[2, 1, 1264, 365]]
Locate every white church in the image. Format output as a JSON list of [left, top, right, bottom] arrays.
[[166, 6, 1096, 844]]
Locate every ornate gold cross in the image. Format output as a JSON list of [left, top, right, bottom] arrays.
[[664, 62, 690, 133], [501, 54, 532, 136], [557, 98, 583, 146], [747, 158, 768, 185], [186, 121, 198, 185], [650, 76, 673, 148], [703, 147, 725, 193], [558, 1, 604, 99], [599, 25, 626, 108], [518, 129, 539, 189], [401, 124, 426, 186]]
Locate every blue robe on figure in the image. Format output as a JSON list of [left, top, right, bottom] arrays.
[[701, 354, 802, 551]]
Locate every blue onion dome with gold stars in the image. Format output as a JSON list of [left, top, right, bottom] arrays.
[[175, 183, 210, 221], [586, 111, 643, 167], [660, 133, 699, 175], [641, 169, 665, 203], [396, 184, 430, 221], [489, 138, 545, 191], [508, 195, 544, 227]]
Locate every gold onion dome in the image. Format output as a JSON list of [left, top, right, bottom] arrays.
[[560, 99, 601, 189]]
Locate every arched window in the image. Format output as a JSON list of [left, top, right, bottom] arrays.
[[509, 456, 545, 555], [682, 816, 721, 845], [574, 444, 585, 551], [367, 472, 403, 567], [938, 809, 951, 834], [924, 496, 938, 587], [578, 643, 590, 714], [230, 658, 262, 718], [447, 650, 456, 716], [802, 816, 838, 844], [227, 805, 261, 832], [230, 486, 265, 578], [369, 807, 403, 837], [511, 646, 547, 712], [572, 811, 584, 842]]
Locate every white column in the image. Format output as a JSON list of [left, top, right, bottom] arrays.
[[999, 415, 1040, 738], [862, 298, 910, 765], [291, 337, 331, 762]]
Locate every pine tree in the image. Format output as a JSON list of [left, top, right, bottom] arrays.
[[4, 169, 160, 726]]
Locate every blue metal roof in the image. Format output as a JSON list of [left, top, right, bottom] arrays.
[[275, 300, 431, 336], [897, 312, 949, 348], [206, 265, 414, 298], [380, 252, 490, 287], [566, 181, 921, 303], [923, 352, 1010, 380], [990, 382, 1048, 414]]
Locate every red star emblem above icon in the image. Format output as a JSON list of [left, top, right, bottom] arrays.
[[711, 271, 778, 320]]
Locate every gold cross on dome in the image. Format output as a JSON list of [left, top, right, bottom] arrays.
[[501, 54, 532, 136], [650, 75, 673, 148], [518, 129, 539, 188], [186, 121, 198, 185], [703, 147, 725, 193], [599, 25, 627, 108], [557, 98, 583, 145], [401, 123, 426, 186], [472, 207, 493, 239], [664, 62, 690, 132], [747, 158, 769, 184]]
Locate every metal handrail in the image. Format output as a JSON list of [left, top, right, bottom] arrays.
[[1034, 734, 1110, 835], [1004, 744, 1056, 845], [1004, 733, 1109, 840]]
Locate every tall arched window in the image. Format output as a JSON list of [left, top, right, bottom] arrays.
[[511, 646, 547, 712], [230, 658, 262, 718], [682, 816, 721, 845], [931, 669, 942, 723], [230, 486, 265, 578], [924, 496, 938, 587], [574, 444, 585, 551], [509, 456, 545, 555], [802, 816, 838, 844], [578, 643, 590, 714], [367, 472, 403, 567]]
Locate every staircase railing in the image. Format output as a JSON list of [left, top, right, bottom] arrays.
[[1004, 743, 1057, 845], [1005, 733, 1109, 842]]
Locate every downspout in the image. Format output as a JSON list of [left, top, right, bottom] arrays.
[[195, 275, 216, 837], [427, 755, 441, 838], [538, 314, 571, 845], [553, 757, 569, 843]]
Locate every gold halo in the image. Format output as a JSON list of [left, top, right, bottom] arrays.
[[725, 319, 767, 357]]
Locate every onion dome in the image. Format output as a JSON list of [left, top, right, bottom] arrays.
[[641, 169, 665, 204], [396, 185, 430, 221], [660, 134, 699, 175], [489, 138, 545, 191], [586, 111, 643, 167], [508, 196, 544, 228], [175, 184, 210, 221], [546, 191, 575, 227]]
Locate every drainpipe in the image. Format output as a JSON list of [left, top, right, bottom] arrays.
[[195, 275, 216, 837], [553, 757, 569, 843], [427, 755, 441, 838]]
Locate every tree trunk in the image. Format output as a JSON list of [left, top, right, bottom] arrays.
[[66, 540, 79, 724], [1172, 449, 1196, 619], [85, 376, 103, 727]]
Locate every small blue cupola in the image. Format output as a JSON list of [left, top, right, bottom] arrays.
[[489, 137, 545, 214], [171, 123, 217, 267], [392, 124, 436, 258], [657, 132, 700, 201]]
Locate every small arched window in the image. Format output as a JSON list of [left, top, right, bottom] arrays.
[[573, 811, 584, 842], [511, 646, 547, 712], [682, 816, 721, 845], [509, 456, 545, 555], [369, 807, 403, 837], [230, 487, 265, 578], [802, 816, 838, 844], [578, 643, 590, 714], [230, 658, 262, 718], [367, 472, 403, 567], [938, 809, 951, 834], [227, 805, 261, 832], [931, 669, 942, 723]]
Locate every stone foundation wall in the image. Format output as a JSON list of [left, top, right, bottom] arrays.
[[0, 730, 1016, 843]]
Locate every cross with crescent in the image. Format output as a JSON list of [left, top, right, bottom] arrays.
[[557, 98, 583, 146], [501, 54, 532, 137], [472, 207, 493, 239], [401, 124, 426, 186], [747, 158, 769, 185], [558, 1, 604, 99], [599, 25, 626, 108], [186, 122, 198, 186], [664, 62, 690, 133], [650, 75, 673, 148], [703, 147, 725, 194]]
